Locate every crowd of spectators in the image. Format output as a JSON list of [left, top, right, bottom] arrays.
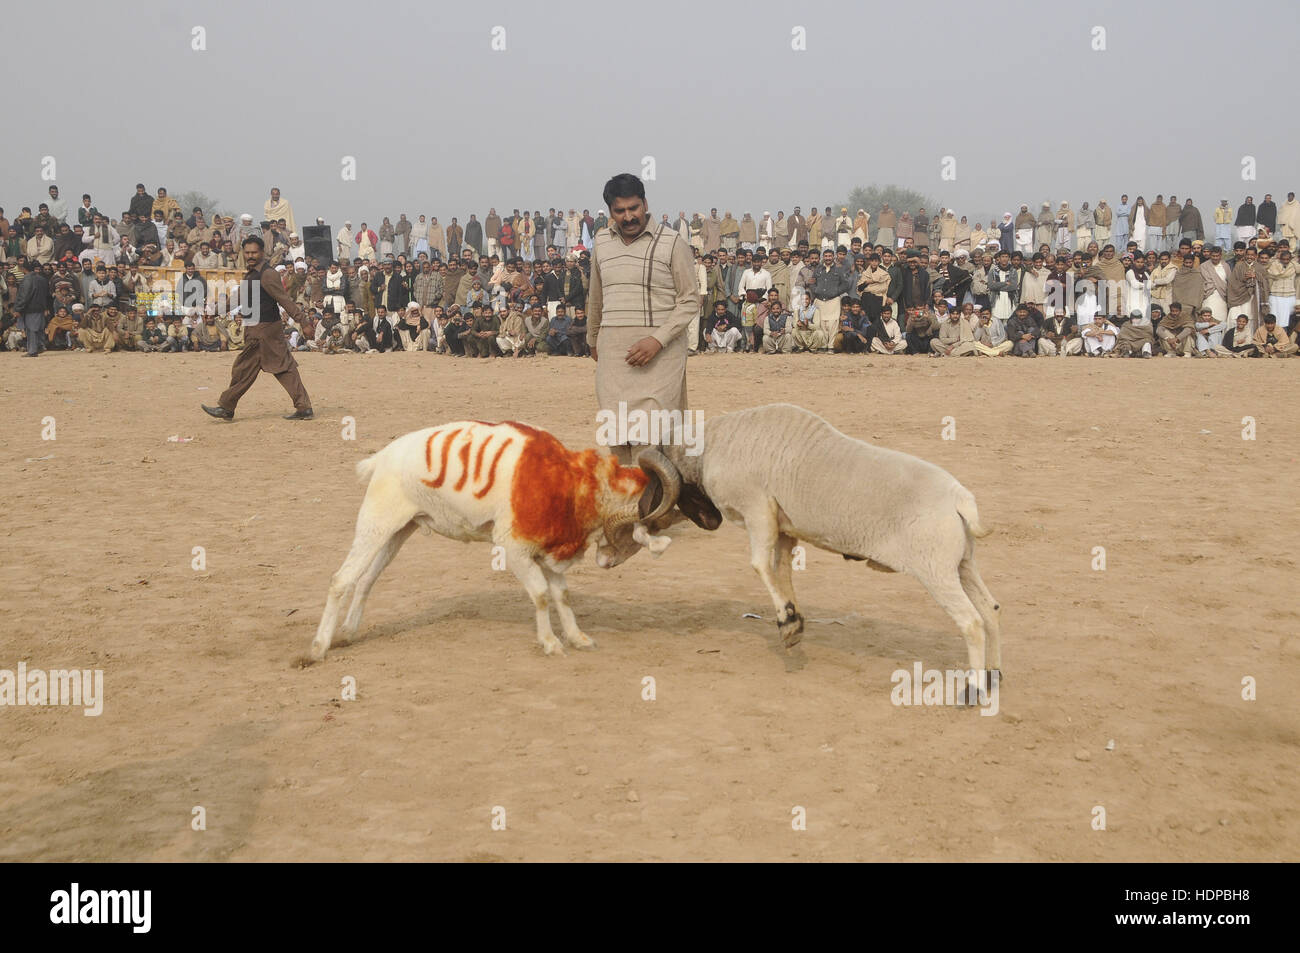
[[5, 184, 1298, 360]]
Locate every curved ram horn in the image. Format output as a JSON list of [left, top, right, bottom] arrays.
[[635, 447, 681, 524]]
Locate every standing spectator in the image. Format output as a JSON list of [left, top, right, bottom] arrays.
[[810, 249, 846, 350], [337, 220, 354, 262], [14, 259, 51, 356], [263, 188, 296, 235], [1267, 246, 1296, 326]]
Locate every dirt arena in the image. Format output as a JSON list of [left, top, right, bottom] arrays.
[[1, 349, 1296, 862]]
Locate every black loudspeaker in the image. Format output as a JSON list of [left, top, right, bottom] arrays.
[[303, 225, 332, 262]]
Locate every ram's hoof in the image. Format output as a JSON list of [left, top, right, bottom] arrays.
[[566, 631, 597, 650], [778, 612, 805, 648]]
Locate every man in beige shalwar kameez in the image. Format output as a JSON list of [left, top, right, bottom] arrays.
[[587, 173, 698, 464]]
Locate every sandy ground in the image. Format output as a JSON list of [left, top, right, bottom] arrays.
[[1, 348, 1296, 862]]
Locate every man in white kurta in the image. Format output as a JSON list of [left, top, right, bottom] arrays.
[[587, 174, 698, 465]]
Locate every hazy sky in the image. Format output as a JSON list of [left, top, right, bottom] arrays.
[[4, 0, 1294, 230]]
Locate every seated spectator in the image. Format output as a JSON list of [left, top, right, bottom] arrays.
[[46, 305, 79, 349], [1005, 304, 1041, 357], [1116, 308, 1155, 358], [519, 304, 548, 356], [907, 301, 942, 354], [1080, 314, 1119, 356], [112, 306, 142, 350], [225, 313, 246, 350], [1222, 314, 1254, 356], [932, 303, 979, 356], [870, 308, 908, 354], [1191, 306, 1229, 357], [166, 316, 191, 351], [192, 313, 229, 352], [791, 296, 824, 352], [568, 306, 590, 357], [3, 311, 26, 352], [762, 301, 793, 353], [78, 304, 116, 352], [440, 308, 469, 355], [545, 303, 572, 356], [1037, 306, 1079, 356], [395, 302, 430, 351], [972, 309, 1014, 356], [708, 317, 743, 353], [464, 304, 498, 358], [497, 306, 526, 356], [833, 308, 870, 353], [1252, 314, 1297, 358], [322, 325, 349, 353], [358, 306, 394, 352], [138, 317, 167, 352], [1156, 301, 1196, 356]]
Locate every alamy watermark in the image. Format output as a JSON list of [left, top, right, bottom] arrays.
[[594, 402, 703, 456], [890, 662, 1000, 716], [0, 663, 103, 716]]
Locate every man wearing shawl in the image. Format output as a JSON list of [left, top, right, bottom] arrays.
[[702, 209, 722, 252], [1132, 198, 1148, 253], [263, 188, 296, 236], [427, 217, 447, 260], [875, 205, 896, 250], [719, 211, 740, 253], [1199, 245, 1231, 328], [1055, 203, 1073, 250], [1034, 203, 1054, 250], [1276, 193, 1300, 247], [1093, 200, 1112, 246], [939, 211, 957, 252], [1235, 197, 1256, 244], [738, 213, 757, 252], [586, 173, 697, 465], [1074, 203, 1094, 249], [852, 209, 869, 245], [1226, 248, 1260, 332], [953, 215, 971, 253], [445, 218, 463, 258], [1179, 199, 1204, 244]]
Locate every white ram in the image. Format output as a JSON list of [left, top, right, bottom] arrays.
[[310, 420, 677, 660]]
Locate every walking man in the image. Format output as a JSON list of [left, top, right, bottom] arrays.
[[13, 259, 52, 356], [202, 236, 314, 421]]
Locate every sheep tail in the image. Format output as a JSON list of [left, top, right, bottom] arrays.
[[355, 453, 379, 486], [956, 490, 991, 539]]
